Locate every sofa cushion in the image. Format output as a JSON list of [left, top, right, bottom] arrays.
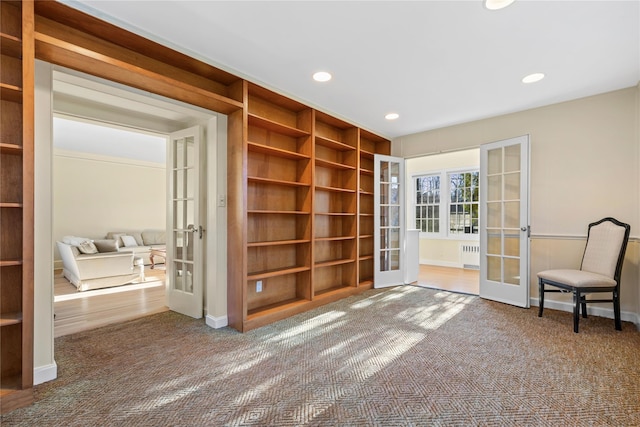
[[62, 235, 91, 246], [142, 230, 166, 246], [93, 239, 119, 253], [106, 232, 125, 246], [130, 232, 144, 246], [77, 241, 98, 254], [70, 245, 81, 257], [118, 246, 151, 255], [106, 232, 144, 247], [121, 235, 139, 247]]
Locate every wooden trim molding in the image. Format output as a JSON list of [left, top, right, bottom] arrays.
[[531, 234, 640, 243], [34, 2, 243, 115]]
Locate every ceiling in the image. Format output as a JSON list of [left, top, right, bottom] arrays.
[[53, 116, 168, 164], [63, 0, 639, 139], [52, 69, 214, 162]]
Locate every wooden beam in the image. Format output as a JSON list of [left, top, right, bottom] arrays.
[[35, 30, 242, 115], [34, 1, 238, 86]]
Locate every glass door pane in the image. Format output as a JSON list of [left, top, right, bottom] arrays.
[[379, 161, 401, 271], [172, 135, 195, 294], [485, 145, 522, 286], [374, 154, 405, 288], [479, 135, 529, 308]]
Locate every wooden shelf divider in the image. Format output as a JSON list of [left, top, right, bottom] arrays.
[[1, 0, 35, 414]]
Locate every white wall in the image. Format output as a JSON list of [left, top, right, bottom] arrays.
[[394, 87, 640, 323], [205, 114, 229, 328], [406, 149, 479, 267], [33, 60, 56, 385], [53, 150, 166, 264]]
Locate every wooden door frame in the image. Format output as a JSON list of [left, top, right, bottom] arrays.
[[32, 1, 248, 327]]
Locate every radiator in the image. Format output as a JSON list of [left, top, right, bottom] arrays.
[[460, 244, 480, 269]]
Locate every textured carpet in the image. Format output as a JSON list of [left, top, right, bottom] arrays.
[[3, 286, 640, 426]]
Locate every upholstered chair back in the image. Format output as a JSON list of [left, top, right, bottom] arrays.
[[581, 220, 627, 279]]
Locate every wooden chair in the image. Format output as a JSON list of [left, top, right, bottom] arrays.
[[537, 217, 630, 333]]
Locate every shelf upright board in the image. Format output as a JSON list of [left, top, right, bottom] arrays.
[[225, 81, 247, 332], [0, 0, 35, 414]]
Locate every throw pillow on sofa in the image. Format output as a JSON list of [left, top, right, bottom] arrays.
[[121, 235, 139, 247], [107, 232, 144, 246], [77, 240, 98, 254], [93, 239, 119, 253]]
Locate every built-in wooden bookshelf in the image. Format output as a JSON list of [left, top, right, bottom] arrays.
[[241, 83, 313, 328], [0, 0, 35, 414], [227, 83, 390, 332], [2, 1, 392, 357]]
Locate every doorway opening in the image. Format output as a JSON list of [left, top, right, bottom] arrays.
[[406, 149, 480, 295], [48, 66, 215, 337]]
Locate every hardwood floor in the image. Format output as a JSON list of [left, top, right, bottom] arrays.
[[54, 268, 168, 337], [417, 264, 479, 295]]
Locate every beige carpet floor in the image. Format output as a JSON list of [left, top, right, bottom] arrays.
[[3, 285, 640, 426]]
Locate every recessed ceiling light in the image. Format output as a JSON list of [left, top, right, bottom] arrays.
[[522, 73, 545, 84], [385, 113, 399, 120], [484, 0, 515, 10], [313, 71, 332, 82]]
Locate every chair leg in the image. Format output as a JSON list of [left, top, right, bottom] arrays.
[[581, 296, 588, 319], [614, 289, 622, 331], [573, 290, 580, 333], [538, 279, 544, 317]]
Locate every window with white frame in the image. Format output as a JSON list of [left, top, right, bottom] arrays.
[[415, 175, 440, 233], [448, 171, 479, 235], [415, 169, 479, 236]]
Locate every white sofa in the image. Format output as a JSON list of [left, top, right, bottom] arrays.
[[106, 230, 166, 266], [57, 239, 142, 291]]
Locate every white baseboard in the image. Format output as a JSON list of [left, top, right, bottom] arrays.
[[54, 259, 63, 270], [206, 314, 228, 329], [420, 259, 461, 269], [530, 297, 640, 330], [34, 362, 57, 385]]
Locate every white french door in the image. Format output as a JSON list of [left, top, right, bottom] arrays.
[[374, 154, 405, 288], [166, 126, 205, 318], [479, 135, 530, 307]]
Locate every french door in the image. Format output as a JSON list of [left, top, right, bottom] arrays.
[[166, 126, 205, 318], [479, 135, 530, 307], [374, 154, 405, 288]]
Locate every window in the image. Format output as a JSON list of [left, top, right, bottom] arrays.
[[415, 175, 440, 232], [414, 169, 479, 237], [448, 171, 479, 235]]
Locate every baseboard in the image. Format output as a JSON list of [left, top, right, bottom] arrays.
[[206, 314, 228, 329], [420, 259, 461, 269], [54, 259, 63, 270], [34, 362, 57, 385], [530, 297, 640, 329]]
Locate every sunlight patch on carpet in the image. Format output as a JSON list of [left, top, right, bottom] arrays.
[[397, 290, 474, 330], [54, 280, 163, 302], [265, 310, 346, 344]]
